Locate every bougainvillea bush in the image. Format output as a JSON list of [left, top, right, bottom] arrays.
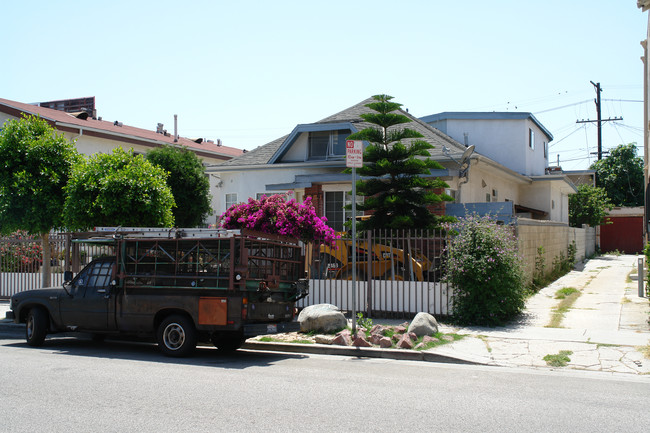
[[445, 215, 527, 326], [0, 230, 43, 272], [220, 194, 337, 245]]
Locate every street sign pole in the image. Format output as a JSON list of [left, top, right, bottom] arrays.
[[346, 140, 363, 337], [351, 165, 357, 337]]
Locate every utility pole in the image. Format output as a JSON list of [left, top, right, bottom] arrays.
[[576, 81, 622, 160]]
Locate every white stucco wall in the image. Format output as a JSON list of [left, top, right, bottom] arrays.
[[429, 118, 549, 177]]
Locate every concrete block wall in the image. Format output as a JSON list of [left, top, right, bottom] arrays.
[[516, 218, 596, 283]]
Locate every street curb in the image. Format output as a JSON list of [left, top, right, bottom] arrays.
[[0, 319, 483, 365], [242, 340, 485, 365]]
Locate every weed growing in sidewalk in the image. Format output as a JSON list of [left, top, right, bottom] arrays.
[[414, 333, 465, 351], [543, 350, 573, 367], [547, 287, 581, 328], [639, 344, 650, 359]]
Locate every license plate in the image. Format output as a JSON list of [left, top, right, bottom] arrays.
[[266, 324, 278, 334]]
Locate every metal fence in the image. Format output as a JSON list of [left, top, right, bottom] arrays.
[[299, 229, 451, 319], [0, 232, 112, 299], [1, 229, 452, 319]]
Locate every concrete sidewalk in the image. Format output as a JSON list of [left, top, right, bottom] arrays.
[[1, 254, 649, 375]]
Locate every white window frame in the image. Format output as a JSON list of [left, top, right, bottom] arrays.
[[225, 193, 238, 210]]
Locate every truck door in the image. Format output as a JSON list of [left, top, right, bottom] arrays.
[[59, 258, 116, 331]]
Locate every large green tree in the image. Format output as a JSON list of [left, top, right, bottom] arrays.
[[347, 94, 452, 231], [0, 115, 80, 287], [590, 143, 643, 207], [568, 184, 613, 227], [146, 145, 212, 227], [63, 147, 175, 229]]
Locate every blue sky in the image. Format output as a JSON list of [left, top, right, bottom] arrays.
[[2, 1, 646, 170]]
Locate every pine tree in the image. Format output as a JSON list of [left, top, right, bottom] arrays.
[[347, 94, 452, 231]]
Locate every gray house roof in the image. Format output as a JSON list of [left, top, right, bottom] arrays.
[[420, 111, 554, 142], [216, 97, 470, 168]]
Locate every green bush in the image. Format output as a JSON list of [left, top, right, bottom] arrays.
[[445, 215, 527, 326]]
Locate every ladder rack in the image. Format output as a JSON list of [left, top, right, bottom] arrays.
[[92, 227, 242, 239]]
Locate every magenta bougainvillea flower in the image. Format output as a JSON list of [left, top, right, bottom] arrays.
[[220, 194, 337, 244]]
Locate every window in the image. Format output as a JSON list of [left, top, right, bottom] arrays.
[[543, 141, 548, 159], [308, 129, 350, 160], [225, 193, 238, 210], [529, 128, 535, 150], [324, 191, 362, 232]]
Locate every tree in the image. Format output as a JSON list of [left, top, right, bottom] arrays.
[[590, 143, 643, 207], [0, 115, 80, 287], [146, 145, 213, 227], [568, 184, 613, 227], [63, 147, 175, 229], [346, 94, 452, 231]]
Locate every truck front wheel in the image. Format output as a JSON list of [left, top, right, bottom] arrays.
[[26, 308, 48, 347], [157, 314, 197, 357]]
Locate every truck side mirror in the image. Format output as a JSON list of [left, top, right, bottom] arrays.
[[64, 271, 73, 283]]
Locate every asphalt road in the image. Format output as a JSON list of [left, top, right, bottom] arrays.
[[0, 336, 649, 433]]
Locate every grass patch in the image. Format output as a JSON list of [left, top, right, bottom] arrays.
[[639, 344, 650, 359], [555, 287, 580, 299], [414, 332, 465, 351], [621, 297, 631, 304], [257, 336, 314, 344], [477, 335, 493, 353], [543, 350, 573, 367], [546, 287, 581, 328]]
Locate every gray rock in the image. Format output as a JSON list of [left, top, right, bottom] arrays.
[[407, 312, 439, 337], [314, 335, 335, 345], [298, 304, 347, 333]]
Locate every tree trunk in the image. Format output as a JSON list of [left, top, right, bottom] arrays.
[[41, 232, 51, 288]]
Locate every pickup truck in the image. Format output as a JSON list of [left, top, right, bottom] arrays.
[[8, 228, 308, 357]]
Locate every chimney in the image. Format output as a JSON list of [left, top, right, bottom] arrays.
[[174, 114, 178, 142]]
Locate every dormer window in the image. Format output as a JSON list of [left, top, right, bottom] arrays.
[[308, 129, 350, 160]]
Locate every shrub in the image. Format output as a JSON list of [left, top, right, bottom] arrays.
[[0, 231, 42, 271], [445, 215, 527, 326]]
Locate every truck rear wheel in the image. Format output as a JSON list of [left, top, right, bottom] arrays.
[[26, 308, 47, 347], [157, 314, 197, 357]]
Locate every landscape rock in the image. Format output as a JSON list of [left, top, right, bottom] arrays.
[[331, 333, 352, 346], [352, 334, 372, 347], [370, 334, 384, 345], [298, 304, 347, 333], [314, 335, 335, 345], [422, 335, 440, 345], [370, 324, 385, 335], [394, 325, 407, 334], [396, 334, 413, 349], [379, 337, 393, 348], [407, 312, 439, 337]]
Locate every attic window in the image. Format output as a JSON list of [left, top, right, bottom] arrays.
[[308, 129, 350, 160], [529, 128, 535, 150]]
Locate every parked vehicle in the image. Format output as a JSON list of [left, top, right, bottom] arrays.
[[8, 228, 308, 357], [311, 234, 445, 282]]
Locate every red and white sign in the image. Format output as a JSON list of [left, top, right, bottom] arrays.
[[346, 140, 363, 168]]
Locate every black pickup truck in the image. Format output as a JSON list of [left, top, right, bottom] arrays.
[[9, 228, 308, 357]]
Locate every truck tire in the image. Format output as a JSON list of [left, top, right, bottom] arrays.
[[156, 314, 197, 357], [211, 332, 246, 352], [26, 307, 48, 347]]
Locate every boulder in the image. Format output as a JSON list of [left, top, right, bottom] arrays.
[[394, 325, 407, 334], [370, 334, 384, 345], [298, 304, 347, 333], [379, 337, 393, 348], [407, 312, 439, 337]]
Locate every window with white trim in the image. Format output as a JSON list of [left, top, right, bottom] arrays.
[[308, 129, 351, 160], [225, 193, 238, 210], [324, 191, 362, 232]]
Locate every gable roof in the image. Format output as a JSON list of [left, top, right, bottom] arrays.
[[0, 98, 243, 161], [420, 111, 554, 142], [218, 96, 470, 167]]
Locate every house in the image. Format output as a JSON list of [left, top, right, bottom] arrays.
[[0, 97, 243, 225], [420, 111, 577, 223], [207, 97, 577, 228]]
